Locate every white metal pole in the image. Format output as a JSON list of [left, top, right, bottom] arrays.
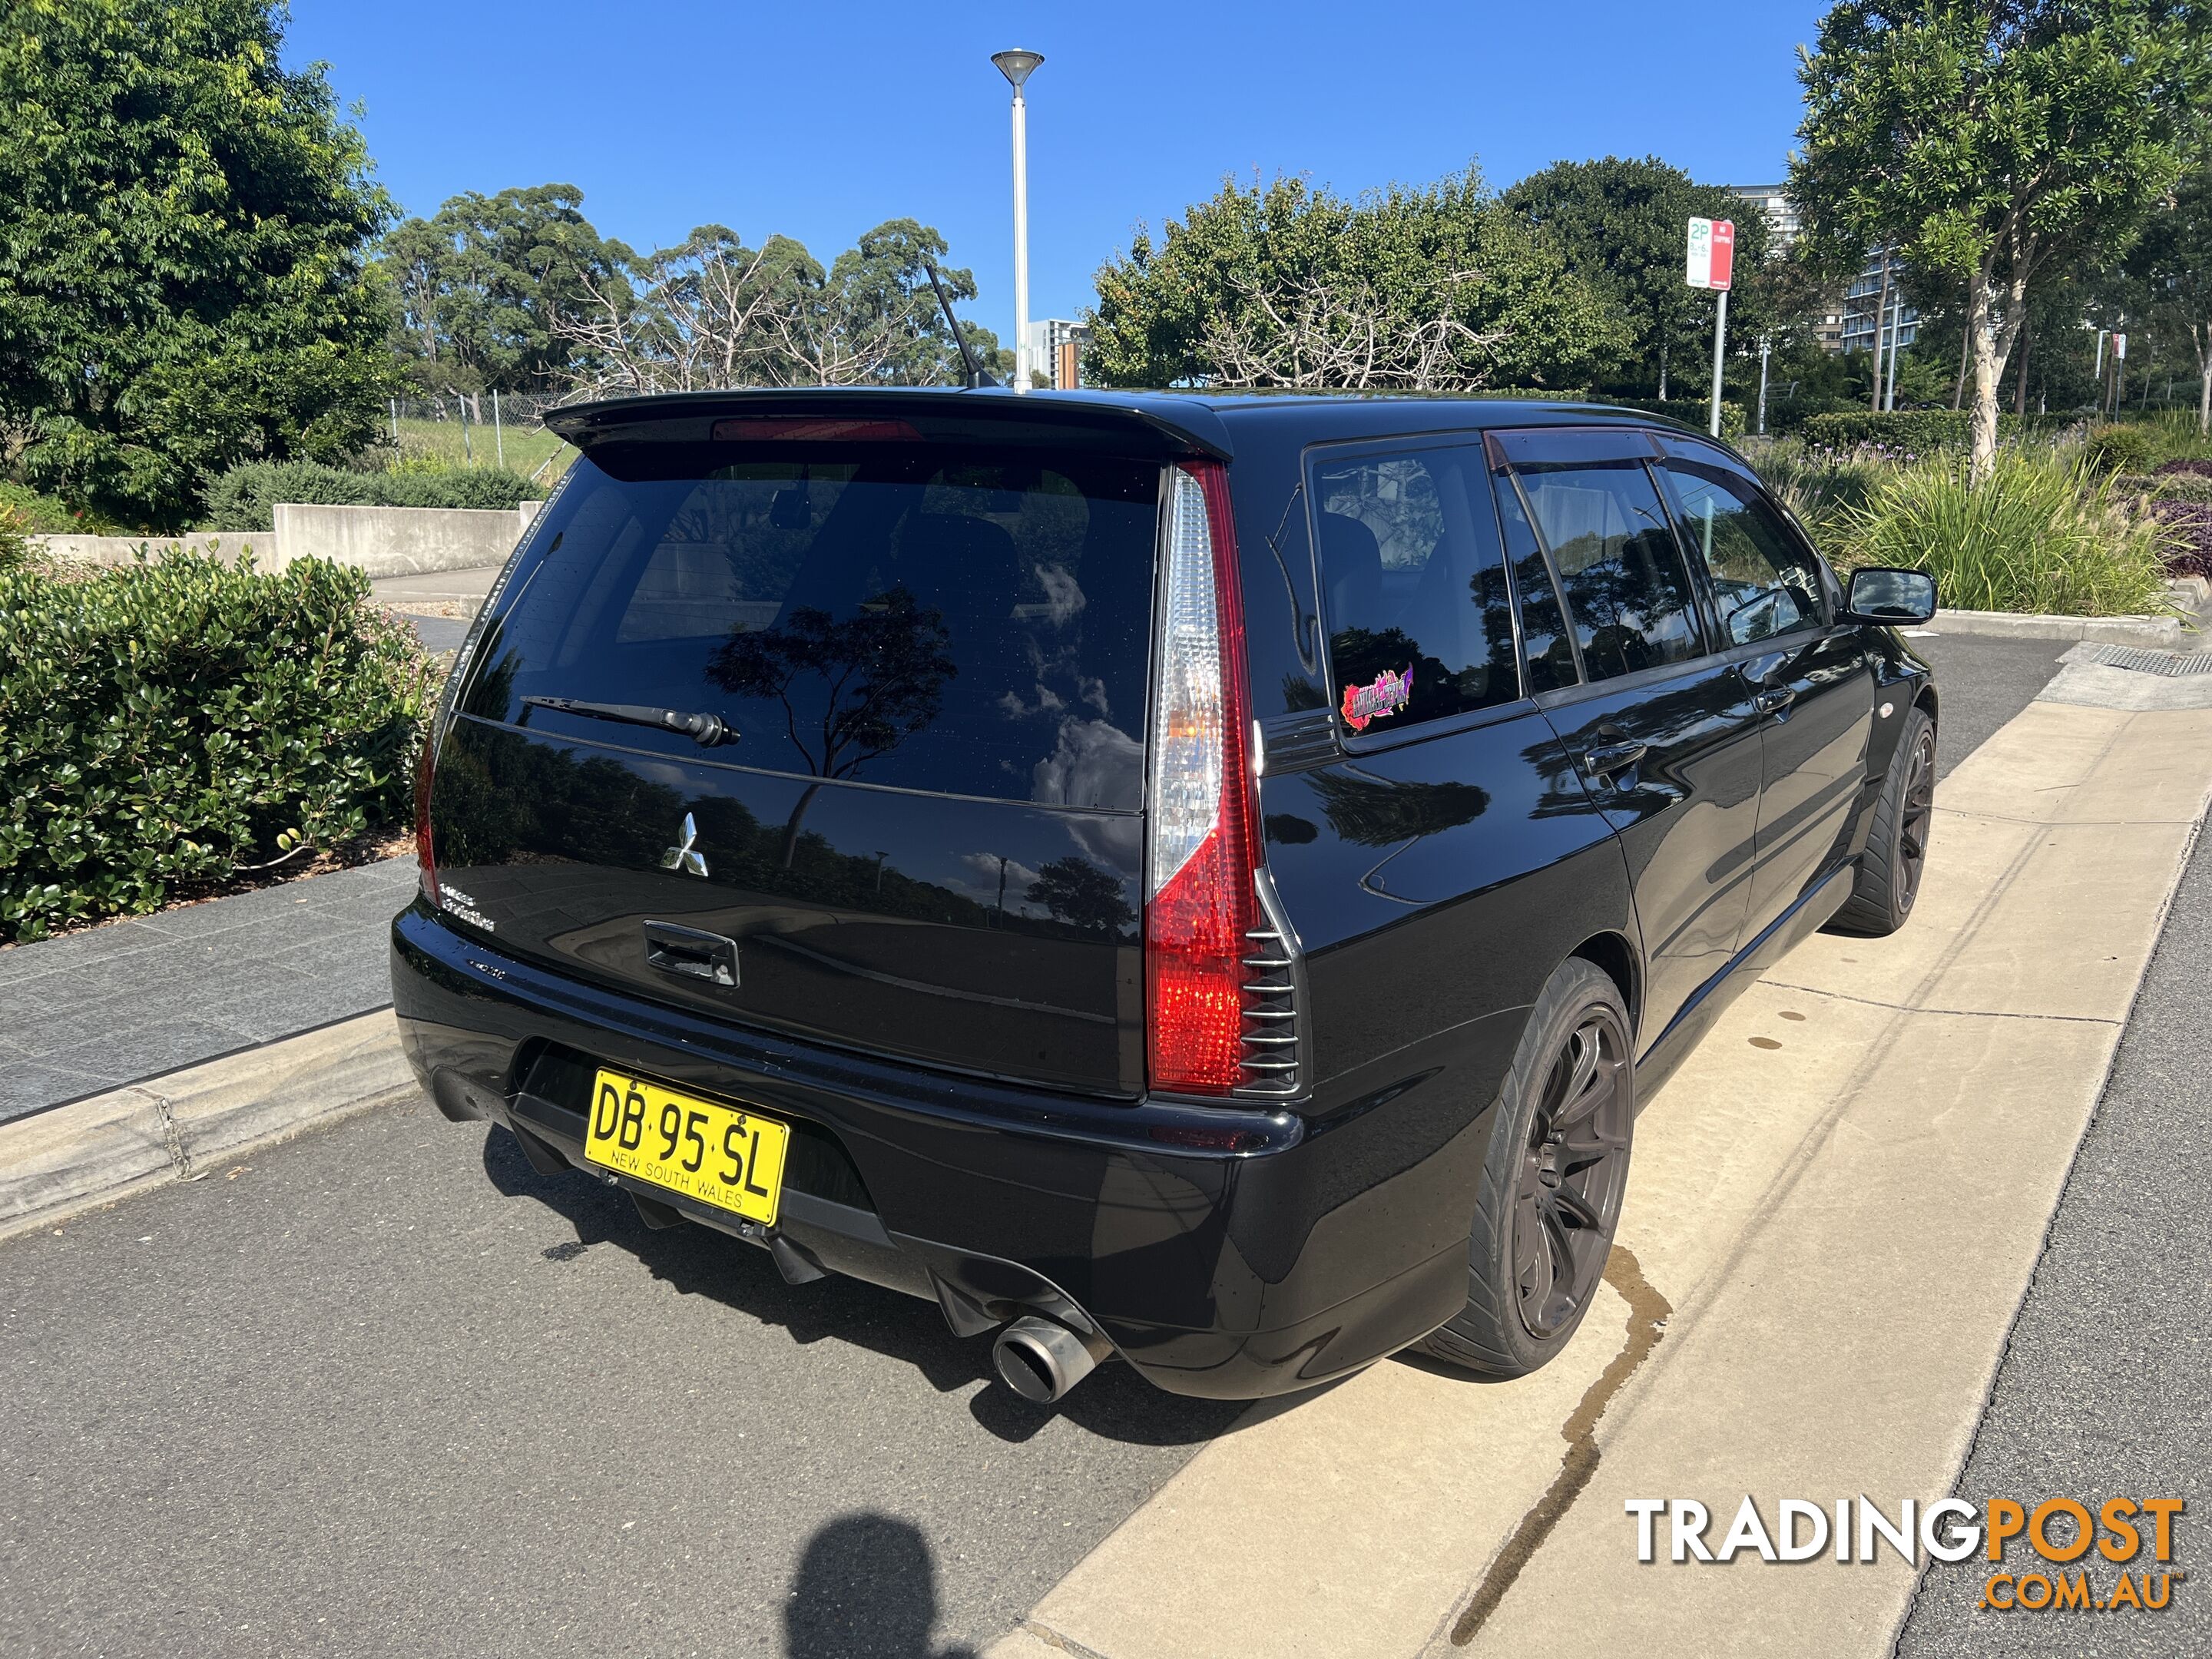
[[1709, 287, 1729, 437], [1883, 296, 1900, 411], [493, 389, 504, 468], [1757, 335, 1771, 435], [1011, 87, 1031, 394]]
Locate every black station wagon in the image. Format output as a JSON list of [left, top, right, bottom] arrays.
[[391, 389, 1939, 1402]]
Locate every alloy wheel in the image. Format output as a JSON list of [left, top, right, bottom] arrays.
[[1896, 725, 1936, 915], [1512, 1007, 1632, 1340]]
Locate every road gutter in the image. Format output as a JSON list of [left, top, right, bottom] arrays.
[[0, 1010, 413, 1242]]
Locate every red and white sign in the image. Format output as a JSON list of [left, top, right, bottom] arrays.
[[1687, 217, 1736, 291]]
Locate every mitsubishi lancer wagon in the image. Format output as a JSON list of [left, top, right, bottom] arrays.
[[391, 389, 1938, 1402]]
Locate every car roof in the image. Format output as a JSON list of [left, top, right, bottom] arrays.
[[543, 385, 1711, 465]]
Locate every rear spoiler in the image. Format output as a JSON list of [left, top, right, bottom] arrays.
[[543, 387, 1234, 462]]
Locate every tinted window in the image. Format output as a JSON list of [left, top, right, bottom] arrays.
[[462, 451, 1157, 805], [1310, 445, 1519, 737], [1660, 460, 1826, 646], [1495, 473, 1578, 693], [1518, 464, 1705, 682]]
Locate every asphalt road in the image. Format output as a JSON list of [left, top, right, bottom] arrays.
[[1894, 780, 2212, 1653], [0, 631, 2081, 1659], [0, 1100, 1243, 1658], [1902, 630, 2071, 782]]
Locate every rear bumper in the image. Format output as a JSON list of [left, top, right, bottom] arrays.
[[389, 903, 1470, 1399]]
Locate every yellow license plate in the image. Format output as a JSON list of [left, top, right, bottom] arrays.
[[584, 1070, 790, 1226]]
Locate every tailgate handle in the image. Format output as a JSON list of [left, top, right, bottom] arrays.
[[643, 921, 740, 988]]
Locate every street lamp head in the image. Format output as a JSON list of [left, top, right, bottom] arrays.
[[992, 48, 1044, 91]]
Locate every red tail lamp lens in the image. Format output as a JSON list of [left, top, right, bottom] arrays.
[[1144, 461, 1259, 1097], [415, 739, 437, 903]]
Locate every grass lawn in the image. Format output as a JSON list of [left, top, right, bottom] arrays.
[[392, 416, 577, 485]]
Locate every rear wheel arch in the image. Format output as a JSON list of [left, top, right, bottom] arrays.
[[1568, 932, 1640, 1042]]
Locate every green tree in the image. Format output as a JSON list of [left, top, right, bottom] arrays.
[[1084, 168, 1628, 392], [378, 184, 633, 396], [2128, 159, 2212, 432], [557, 218, 1002, 392], [0, 0, 397, 527], [1790, 1, 2210, 476], [1501, 156, 1791, 399]]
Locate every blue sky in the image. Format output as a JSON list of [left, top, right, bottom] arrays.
[[287, 1, 1827, 340]]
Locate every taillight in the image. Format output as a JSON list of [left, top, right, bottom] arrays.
[[414, 733, 438, 904], [1145, 462, 1259, 1096]]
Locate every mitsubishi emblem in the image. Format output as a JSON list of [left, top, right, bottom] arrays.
[[661, 812, 709, 879]]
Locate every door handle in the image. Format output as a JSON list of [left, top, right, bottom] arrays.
[[1582, 739, 1648, 780], [1753, 687, 1796, 716]]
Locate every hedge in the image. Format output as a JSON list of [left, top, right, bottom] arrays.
[[204, 461, 542, 531], [1796, 409, 2092, 453], [0, 552, 434, 941], [1597, 396, 1748, 439]]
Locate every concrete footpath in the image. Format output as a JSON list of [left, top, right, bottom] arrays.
[[988, 684, 2212, 1658]]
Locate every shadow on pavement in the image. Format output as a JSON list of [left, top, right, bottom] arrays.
[[785, 1513, 977, 1659], [479, 1124, 1247, 1449]]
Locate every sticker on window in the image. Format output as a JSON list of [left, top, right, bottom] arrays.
[[1340, 665, 1414, 733]]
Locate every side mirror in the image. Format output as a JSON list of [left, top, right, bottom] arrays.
[[1840, 567, 1936, 626]]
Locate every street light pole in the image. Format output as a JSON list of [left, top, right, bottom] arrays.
[[992, 49, 1044, 394]]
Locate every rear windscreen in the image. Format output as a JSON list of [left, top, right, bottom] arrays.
[[462, 449, 1161, 807]]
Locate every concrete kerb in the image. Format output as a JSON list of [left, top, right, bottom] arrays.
[[0, 1009, 414, 1243], [1920, 606, 2197, 648]]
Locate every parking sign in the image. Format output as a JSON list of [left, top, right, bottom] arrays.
[[1687, 217, 1735, 291]]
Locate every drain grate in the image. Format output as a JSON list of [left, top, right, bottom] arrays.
[[2074, 643, 2212, 677]]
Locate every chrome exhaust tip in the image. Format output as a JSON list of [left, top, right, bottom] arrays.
[[992, 1315, 1111, 1403]]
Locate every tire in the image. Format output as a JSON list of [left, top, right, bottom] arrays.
[[1830, 705, 1936, 937], [1420, 958, 1635, 1379]]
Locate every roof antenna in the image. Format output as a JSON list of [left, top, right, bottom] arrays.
[[924, 260, 997, 388]]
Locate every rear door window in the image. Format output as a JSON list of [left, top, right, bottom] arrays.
[[462, 451, 1158, 806], [1309, 443, 1520, 737], [1515, 462, 1707, 682]]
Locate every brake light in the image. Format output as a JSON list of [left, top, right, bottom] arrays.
[[710, 417, 922, 442], [415, 733, 438, 903], [1145, 462, 1259, 1096]]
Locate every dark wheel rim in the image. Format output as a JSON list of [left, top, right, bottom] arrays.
[[1896, 725, 1936, 915], [1512, 1007, 1632, 1340]]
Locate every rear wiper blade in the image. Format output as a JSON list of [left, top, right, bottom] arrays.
[[521, 696, 733, 747]]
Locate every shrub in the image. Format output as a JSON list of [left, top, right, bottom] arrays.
[[1794, 409, 2069, 454], [0, 552, 435, 942], [0, 481, 125, 535], [1744, 436, 1889, 550], [1802, 410, 1972, 452], [1836, 451, 2174, 618], [203, 460, 541, 531], [2150, 499, 2212, 580], [2084, 424, 2163, 476], [1598, 396, 1748, 439], [0, 508, 31, 574]]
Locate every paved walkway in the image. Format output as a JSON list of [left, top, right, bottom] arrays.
[[373, 565, 498, 654], [0, 858, 416, 1124]]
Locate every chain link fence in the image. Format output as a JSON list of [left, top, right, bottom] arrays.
[[382, 390, 578, 483]]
